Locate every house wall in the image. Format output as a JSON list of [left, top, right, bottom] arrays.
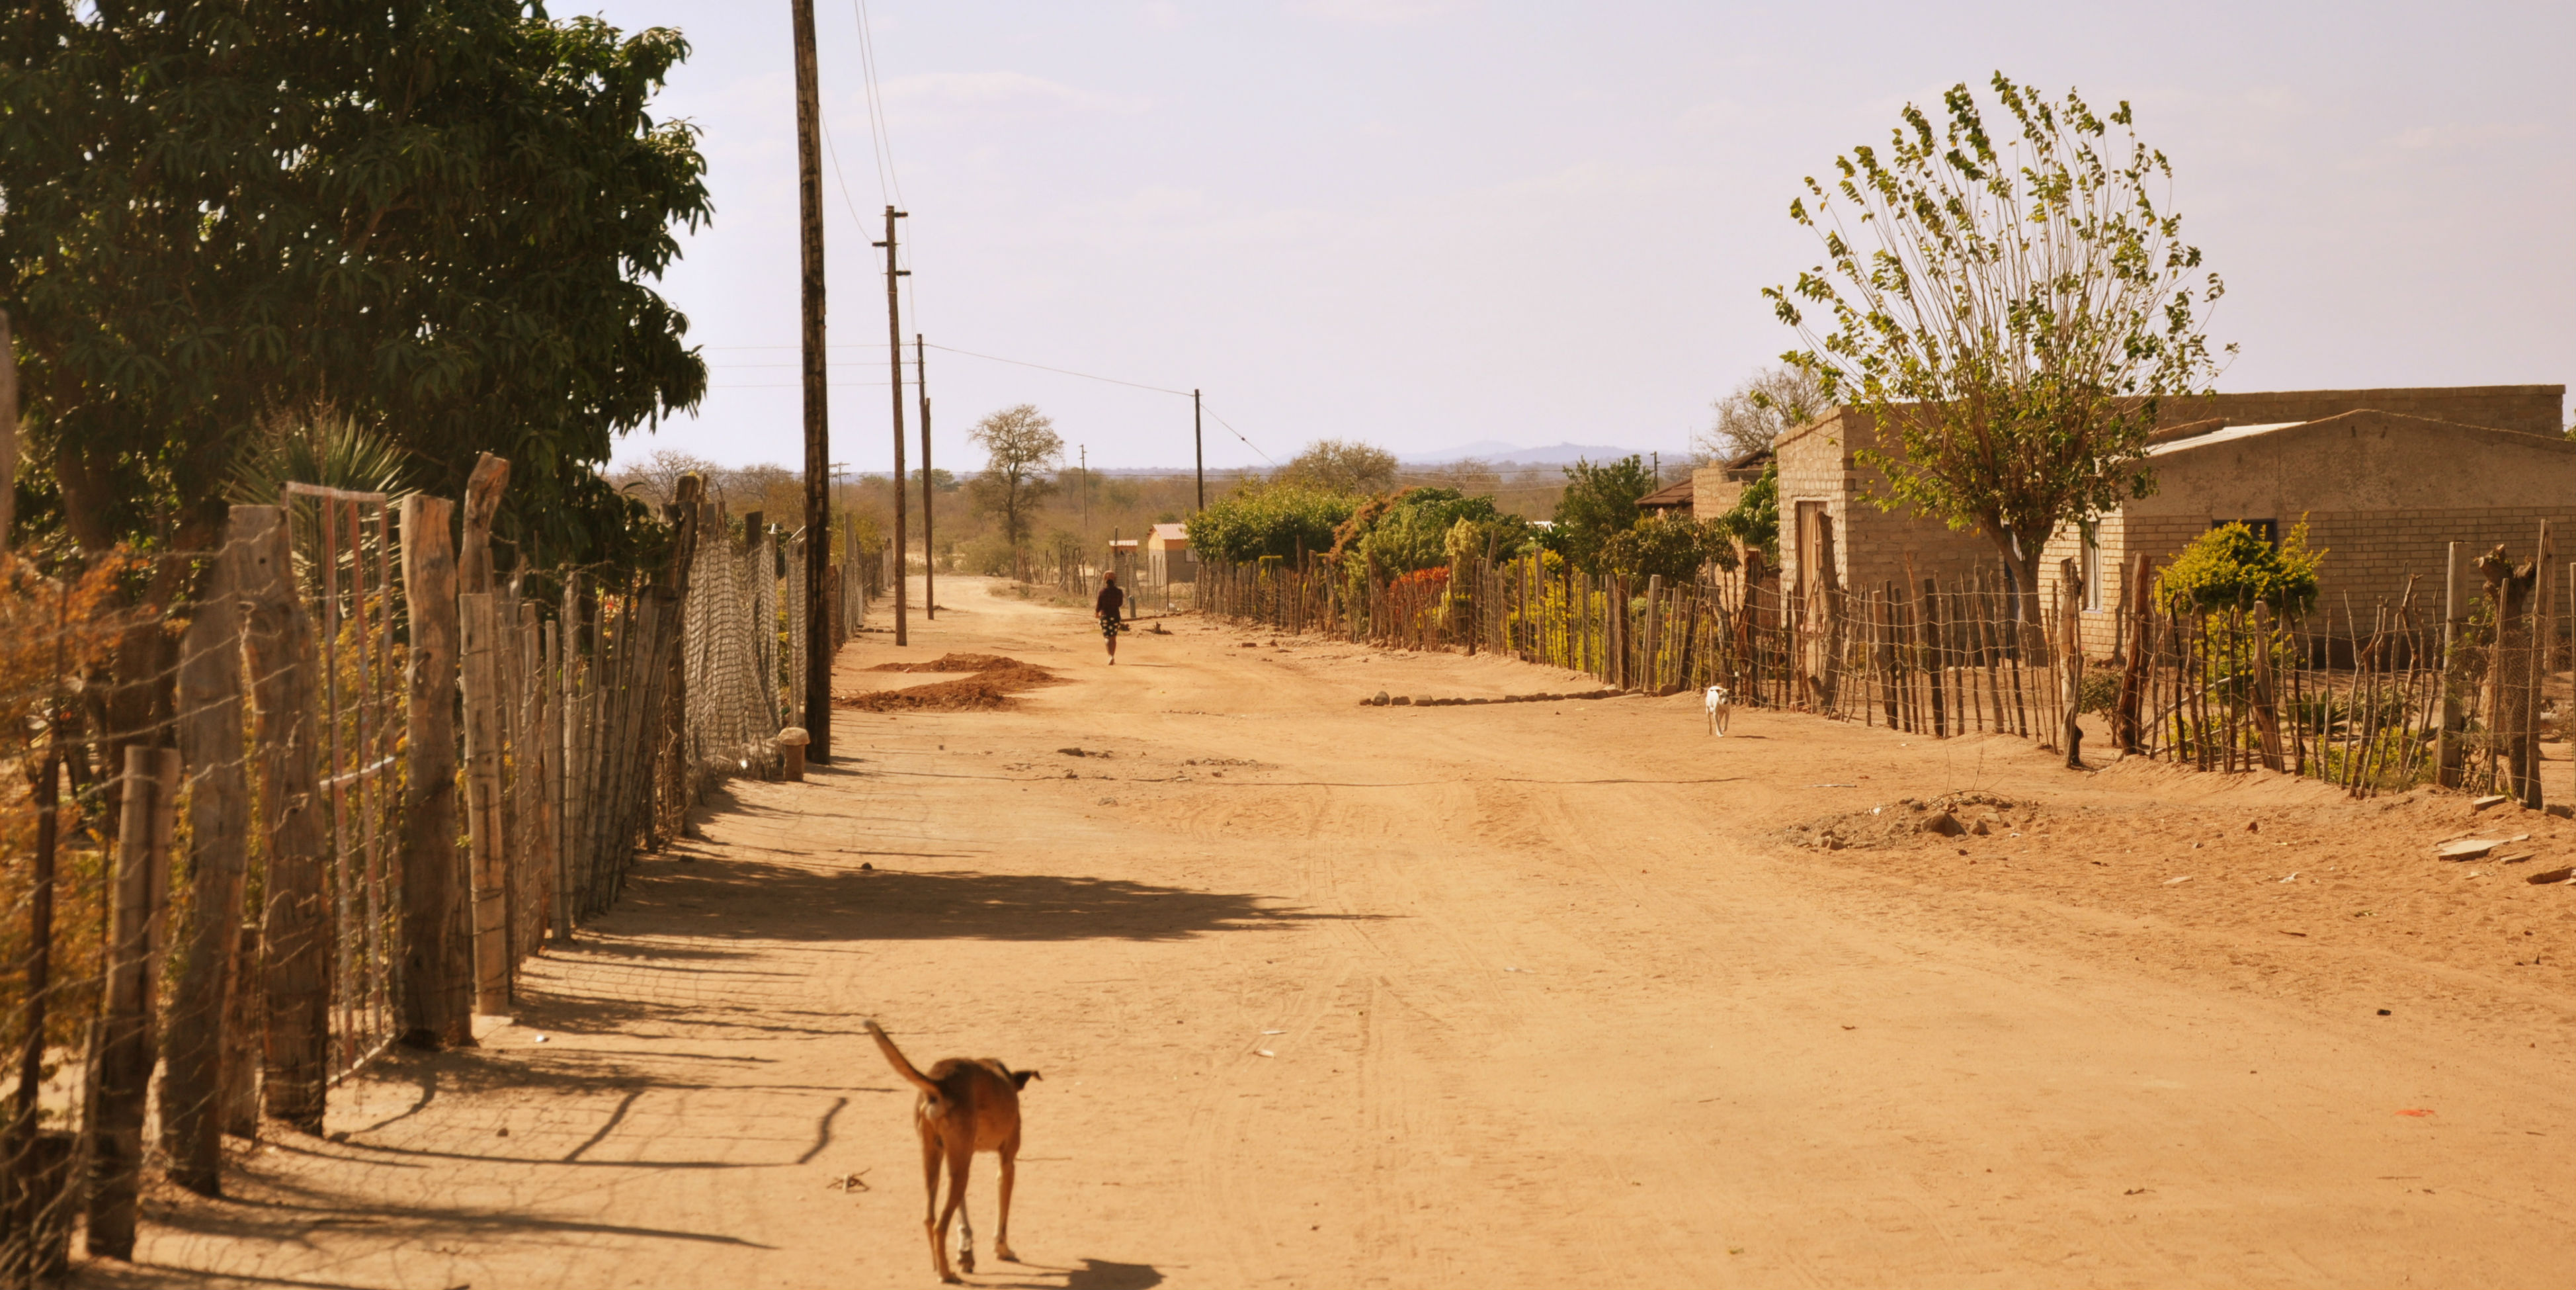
[[1775, 408, 1999, 599], [1690, 467, 1745, 520], [2035, 410, 2576, 654]]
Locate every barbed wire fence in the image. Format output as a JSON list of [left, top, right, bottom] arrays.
[[0, 462, 870, 1281]]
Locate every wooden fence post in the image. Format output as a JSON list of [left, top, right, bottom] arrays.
[[2054, 561, 2085, 767], [2526, 522, 2554, 809], [245, 505, 330, 1133], [2436, 541, 2468, 787], [2249, 603, 2288, 773], [397, 495, 468, 1047], [460, 591, 507, 1013], [161, 516, 253, 1194], [86, 746, 179, 1258], [516, 600, 548, 961]]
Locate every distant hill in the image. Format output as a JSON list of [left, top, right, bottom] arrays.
[[1402, 441, 1654, 466]]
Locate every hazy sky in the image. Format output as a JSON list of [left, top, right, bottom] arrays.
[[592, 0, 2575, 475]]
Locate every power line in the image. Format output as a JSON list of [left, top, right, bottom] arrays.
[[849, 0, 903, 210], [849, 0, 919, 333], [1192, 402, 1275, 465], [923, 343, 1192, 397]]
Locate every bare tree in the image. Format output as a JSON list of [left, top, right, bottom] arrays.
[[1409, 456, 1501, 495], [1276, 439, 1399, 495], [1695, 365, 1823, 463], [714, 462, 806, 521], [610, 448, 720, 511], [968, 404, 1063, 550]]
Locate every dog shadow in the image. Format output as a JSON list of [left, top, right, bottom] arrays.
[[993, 1258, 1161, 1290]]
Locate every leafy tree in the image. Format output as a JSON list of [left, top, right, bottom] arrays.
[[2157, 521, 2322, 614], [1184, 484, 1356, 564], [1276, 439, 1399, 495], [966, 404, 1063, 549], [1548, 455, 1657, 573], [1712, 460, 1780, 565], [1335, 488, 1511, 576], [1443, 513, 1539, 565], [1600, 513, 1733, 581], [1697, 364, 1823, 463], [1763, 73, 2230, 619], [2, 2, 710, 571]]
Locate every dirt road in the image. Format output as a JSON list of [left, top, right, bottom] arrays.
[[112, 577, 2576, 1288]]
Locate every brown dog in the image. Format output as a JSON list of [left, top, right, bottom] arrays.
[[865, 1019, 1040, 1283]]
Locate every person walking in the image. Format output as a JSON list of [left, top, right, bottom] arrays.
[[1096, 571, 1126, 664]]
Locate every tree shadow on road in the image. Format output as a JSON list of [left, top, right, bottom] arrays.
[[597, 852, 1378, 945]]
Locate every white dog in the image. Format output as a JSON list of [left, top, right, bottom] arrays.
[[1704, 684, 1732, 736]]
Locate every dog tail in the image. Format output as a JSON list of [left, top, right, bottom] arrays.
[[864, 1019, 942, 1097]]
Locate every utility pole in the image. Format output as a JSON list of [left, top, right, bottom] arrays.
[[873, 206, 909, 646], [1079, 445, 1089, 566], [1193, 388, 1204, 512], [791, 0, 831, 760], [917, 333, 934, 620]]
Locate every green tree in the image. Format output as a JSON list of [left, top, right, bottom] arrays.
[[1184, 484, 1356, 564], [4, 3, 710, 571], [1600, 513, 1733, 581], [2157, 521, 2323, 614], [1763, 73, 2229, 619], [967, 405, 1063, 550], [1276, 439, 1399, 495], [1712, 460, 1779, 565], [1335, 488, 1511, 576], [1548, 455, 1657, 573]]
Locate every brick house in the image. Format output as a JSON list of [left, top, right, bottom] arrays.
[[1687, 447, 1774, 521], [1771, 385, 2570, 650]]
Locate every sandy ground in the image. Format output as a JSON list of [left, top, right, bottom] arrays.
[[89, 576, 2576, 1289]]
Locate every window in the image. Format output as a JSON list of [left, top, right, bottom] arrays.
[[2082, 521, 2104, 613]]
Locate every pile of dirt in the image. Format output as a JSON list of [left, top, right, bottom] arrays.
[[872, 652, 1024, 673], [1786, 791, 2034, 851], [839, 654, 1062, 712]]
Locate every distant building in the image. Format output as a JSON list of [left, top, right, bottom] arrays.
[[1636, 477, 1695, 515], [1146, 523, 1194, 585], [1769, 384, 2571, 648], [1688, 447, 1774, 521]]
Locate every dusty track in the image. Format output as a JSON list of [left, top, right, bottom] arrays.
[[102, 577, 2576, 1288]]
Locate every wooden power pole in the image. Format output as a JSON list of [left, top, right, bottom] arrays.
[[917, 333, 934, 620], [792, 0, 831, 759], [874, 206, 909, 646], [1193, 388, 1204, 512]]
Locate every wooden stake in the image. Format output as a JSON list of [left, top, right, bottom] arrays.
[[161, 516, 253, 1194], [251, 507, 331, 1128], [397, 496, 467, 1048], [87, 745, 179, 1258]]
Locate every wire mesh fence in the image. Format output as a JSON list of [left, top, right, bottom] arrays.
[[0, 464, 873, 1279]]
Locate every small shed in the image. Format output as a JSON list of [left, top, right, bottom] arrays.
[[1636, 477, 1694, 515], [1108, 537, 1139, 595], [1146, 522, 1194, 585]]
